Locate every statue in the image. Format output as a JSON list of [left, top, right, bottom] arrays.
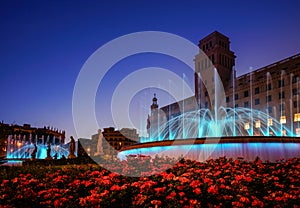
[[31, 144, 38, 160], [45, 142, 52, 160], [68, 136, 76, 159], [94, 129, 104, 156]]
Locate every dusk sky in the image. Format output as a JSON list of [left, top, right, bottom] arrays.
[[1, 0, 300, 140]]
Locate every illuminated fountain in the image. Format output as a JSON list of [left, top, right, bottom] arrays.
[[119, 107, 300, 162], [6, 135, 69, 160], [149, 107, 294, 141], [118, 67, 300, 162]]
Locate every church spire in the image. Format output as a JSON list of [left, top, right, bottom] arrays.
[[151, 93, 158, 110]]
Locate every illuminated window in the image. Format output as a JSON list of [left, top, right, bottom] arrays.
[[294, 113, 300, 122], [255, 120, 261, 128], [244, 123, 250, 130], [280, 116, 286, 124], [268, 118, 273, 126], [296, 128, 300, 136], [282, 130, 286, 136]]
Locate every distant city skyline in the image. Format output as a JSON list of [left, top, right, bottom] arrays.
[[1, 0, 300, 139]]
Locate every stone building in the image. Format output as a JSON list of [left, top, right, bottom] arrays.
[[0, 122, 65, 158], [147, 31, 300, 138], [80, 127, 139, 157]]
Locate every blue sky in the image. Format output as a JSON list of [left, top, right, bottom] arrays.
[[1, 0, 300, 139]]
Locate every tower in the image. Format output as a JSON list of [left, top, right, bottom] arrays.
[[151, 93, 158, 110], [147, 94, 159, 139], [194, 31, 236, 106]]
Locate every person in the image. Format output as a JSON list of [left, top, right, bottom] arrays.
[[45, 142, 52, 160], [68, 136, 76, 158]]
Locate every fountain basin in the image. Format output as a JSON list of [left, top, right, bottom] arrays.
[[118, 137, 300, 162]]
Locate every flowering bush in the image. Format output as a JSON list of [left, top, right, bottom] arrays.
[[0, 156, 300, 207]]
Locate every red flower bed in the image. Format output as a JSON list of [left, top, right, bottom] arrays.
[[0, 156, 300, 207]]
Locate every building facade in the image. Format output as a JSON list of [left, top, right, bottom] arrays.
[[0, 122, 66, 158], [80, 127, 139, 157], [147, 31, 300, 138]]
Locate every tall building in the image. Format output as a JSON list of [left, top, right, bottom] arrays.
[[147, 31, 300, 138]]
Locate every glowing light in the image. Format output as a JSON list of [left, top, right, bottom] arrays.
[[255, 120, 261, 128], [296, 128, 300, 136], [17, 142, 22, 147], [268, 118, 273, 126], [294, 113, 300, 122], [147, 107, 293, 140], [280, 116, 286, 124], [244, 123, 250, 130]]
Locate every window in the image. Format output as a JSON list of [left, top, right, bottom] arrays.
[[209, 41, 212, 47], [292, 76, 299, 84], [294, 101, 298, 108], [244, 90, 249, 98], [296, 128, 300, 135], [266, 95, 272, 102], [211, 54, 215, 64], [244, 101, 249, 108], [292, 88, 298, 96], [254, 87, 260, 94], [205, 102, 208, 108], [235, 104, 238, 108], [255, 98, 260, 105], [268, 107, 273, 113], [205, 91, 208, 96], [279, 103, 285, 111], [266, 83, 272, 91], [226, 96, 230, 103], [279, 92, 285, 99], [235, 94, 239, 100], [294, 113, 300, 122], [278, 80, 284, 87]]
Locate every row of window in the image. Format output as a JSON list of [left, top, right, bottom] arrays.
[[232, 101, 299, 112], [228, 89, 299, 101], [202, 40, 228, 51], [240, 77, 299, 94]]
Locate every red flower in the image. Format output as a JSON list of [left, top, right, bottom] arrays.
[[166, 191, 176, 200], [154, 187, 166, 195], [179, 192, 185, 197], [151, 200, 162, 206], [193, 188, 201, 195], [190, 180, 201, 188], [110, 185, 121, 191], [207, 185, 218, 195], [240, 196, 250, 203], [177, 185, 185, 191]]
